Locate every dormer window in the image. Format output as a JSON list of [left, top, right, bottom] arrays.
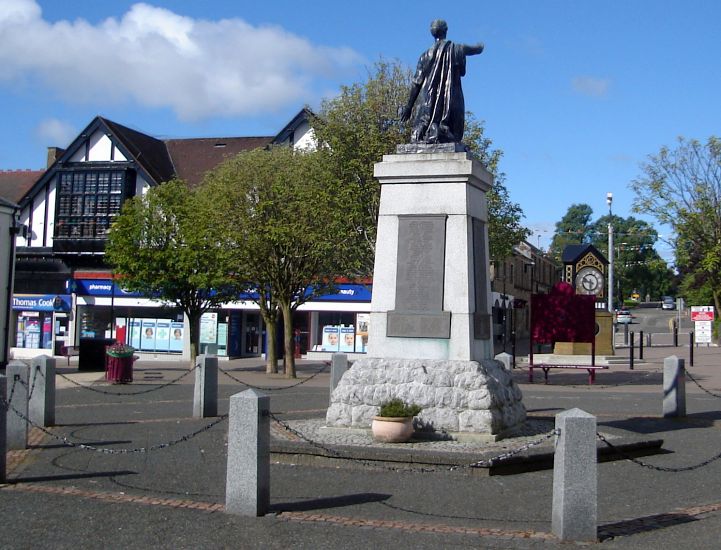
[[54, 168, 135, 251]]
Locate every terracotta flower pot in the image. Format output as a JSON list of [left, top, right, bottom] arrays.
[[371, 416, 414, 443]]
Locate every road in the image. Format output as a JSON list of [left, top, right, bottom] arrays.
[[620, 306, 691, 334]]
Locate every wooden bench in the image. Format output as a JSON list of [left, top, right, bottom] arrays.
[[60, 345, 79, 366], [527, 363, 609, 385]]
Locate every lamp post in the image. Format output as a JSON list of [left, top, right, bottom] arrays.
[[607, 192, 614, 313]]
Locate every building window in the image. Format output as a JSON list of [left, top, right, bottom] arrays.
[[54, 169, 133, 242]]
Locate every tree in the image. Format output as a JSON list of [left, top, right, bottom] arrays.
[[548, 203, 594, 260], [309, 59, 411, 278], [310, 59, 528, 275], [201, 146, 353, 378], [549, 204, 672, 304], [630, 136, 721, 311], [588, 215, 671, 302], [106, 179, 240, 362]]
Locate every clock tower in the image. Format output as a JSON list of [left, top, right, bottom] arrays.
[[561, 244, 608, 304], [561, 244, 614, 355]]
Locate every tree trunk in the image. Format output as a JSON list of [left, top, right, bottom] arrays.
[[263, 313, 278, 374], [280, 301, 296, 378]]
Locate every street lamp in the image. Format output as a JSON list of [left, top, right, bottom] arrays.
[[607, 192, 614, 313]]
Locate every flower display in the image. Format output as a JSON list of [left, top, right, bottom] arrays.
[[106, 342, 135, 358]]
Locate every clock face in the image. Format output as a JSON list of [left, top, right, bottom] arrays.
[[576, 266, 604, 295]]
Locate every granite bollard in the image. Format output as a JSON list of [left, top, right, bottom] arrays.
[[663, 355, 686, 418], [29, 355, 56, 427], [494, 352, 512, 371], [330, 353, 349, 403], [552, 408, 597, 542], [225, 389, 270, 516], [0, 375, 6, 482], [193, 354, 218, 418], [6, 361, 30, 450]]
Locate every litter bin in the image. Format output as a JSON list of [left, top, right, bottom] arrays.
[[105, 345, 135, 384], [79, 338, 115, 371]]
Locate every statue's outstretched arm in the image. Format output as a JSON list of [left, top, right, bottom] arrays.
[[463, 42, 484, 56]]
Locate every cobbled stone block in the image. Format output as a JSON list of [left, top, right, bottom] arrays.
[[6, 361, 29, 450], [225, 389, 269, 516], [0, 375, 6, 482], [663, 355, 686, 418], [326, 358, 525, 434], [29, 355, 55, 427], [552, 408, 597, 542]]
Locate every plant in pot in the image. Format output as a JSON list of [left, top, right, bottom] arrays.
[[371, 398, 422, 443]]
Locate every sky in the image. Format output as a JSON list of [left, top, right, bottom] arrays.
[[2, 1, 720, 262]]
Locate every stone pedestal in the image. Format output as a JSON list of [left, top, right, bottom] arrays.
[[326, 149, 526, 436], [368, 150, 494, 361], [326, 357, 525, 435]]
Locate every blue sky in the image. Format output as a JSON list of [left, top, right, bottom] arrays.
[[2, 1, 720, 261]]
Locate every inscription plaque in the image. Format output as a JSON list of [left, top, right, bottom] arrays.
[[388, 215, 450, 338], [472, 218, 490, 340]]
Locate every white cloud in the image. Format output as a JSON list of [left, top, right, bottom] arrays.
[[0, 0, 362, 120], [571, 76, 611, 98], [35, 118, 76, 147]]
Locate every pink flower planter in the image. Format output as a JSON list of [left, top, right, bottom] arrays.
[[371, 416, 414, 443]]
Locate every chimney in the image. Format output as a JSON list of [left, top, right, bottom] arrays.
[[47, 147, 65, 168]]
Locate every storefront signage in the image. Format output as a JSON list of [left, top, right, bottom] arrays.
[[13, 294, 71, 311], [71, 280, 370, 302], [73, 279, 142, 297], [313, 284, 372, 302]]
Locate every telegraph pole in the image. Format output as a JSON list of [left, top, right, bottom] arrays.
[[607, 192, 614, 313]]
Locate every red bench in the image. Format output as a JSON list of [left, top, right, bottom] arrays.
[[527, 363, 609, 385]]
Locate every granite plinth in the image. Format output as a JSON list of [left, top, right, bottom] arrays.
[[326, 357, 526, 434]]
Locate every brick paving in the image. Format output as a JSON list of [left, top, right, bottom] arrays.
[[3, 348, 721, 547]]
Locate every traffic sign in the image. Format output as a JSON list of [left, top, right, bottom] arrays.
[[695, 320, 713, 344], [691, 306, 715, 322]]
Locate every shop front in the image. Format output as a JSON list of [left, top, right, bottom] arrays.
[[49, 278, 372, 361], [11, 294, 72, 359]]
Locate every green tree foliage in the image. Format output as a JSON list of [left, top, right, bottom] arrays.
[[200, 147, 352, 378], [550, 203, 672, 304], [549, 203, 594, 260], [589, 215, 672, 303], [630, 136, 721, 311], [310, 59, 528, 275], [105, 179, 240, 361]]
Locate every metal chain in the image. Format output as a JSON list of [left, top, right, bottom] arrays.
[[597, 431, 721, 472], [218, 362, 328, 392], [4, 376, 19, 411], [685, 370, 721, 399], [1, 395, 227, 454], [21, 367, 42, 400], [56, 364, 198, 396], [465, 429, 560, 468], [569, 369, 658, 390], [269, 411, 559, 472]]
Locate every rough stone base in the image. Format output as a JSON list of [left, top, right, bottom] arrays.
[[326, 358, 526, 434]]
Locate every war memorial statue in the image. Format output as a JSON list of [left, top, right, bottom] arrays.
[[326, 21, 525, 437], [401, 19, 484, 144]]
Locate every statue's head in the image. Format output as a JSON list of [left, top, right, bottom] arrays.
[[430, 19, 448, 39]]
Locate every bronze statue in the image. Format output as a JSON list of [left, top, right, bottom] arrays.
[[401, 20, 484, 144]]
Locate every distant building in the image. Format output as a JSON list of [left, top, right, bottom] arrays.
[[11, 109, 370, 361], [490, 241, 560, 355]]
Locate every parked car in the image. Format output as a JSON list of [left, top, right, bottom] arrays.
[[662, 296, 675, 310], [616, 309, 633, 324]]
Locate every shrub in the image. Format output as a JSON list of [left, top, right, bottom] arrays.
[[378, 398, 421, 418]]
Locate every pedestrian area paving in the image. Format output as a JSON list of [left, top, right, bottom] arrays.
[[3, 346, 721, 548]]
